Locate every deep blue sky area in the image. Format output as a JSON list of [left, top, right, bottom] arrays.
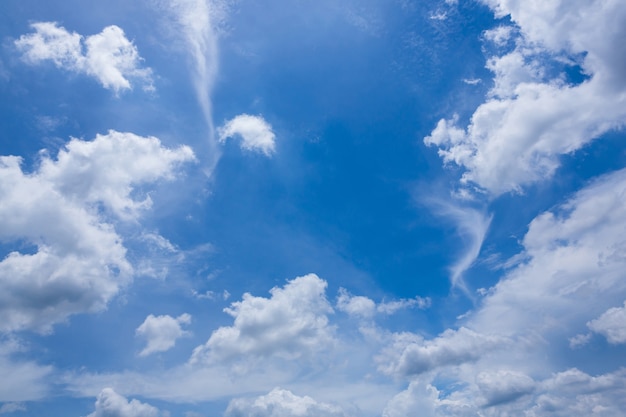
[[1, 1, 626, 416]]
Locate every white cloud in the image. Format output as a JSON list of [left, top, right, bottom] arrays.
[[423, 200, 491, 294], [136, 314, 192, 356], [0, 131, 194, 333], [336, 289, 376, 318], [382, 381, 439, 417], [225, 388, 350, 417], [16, 22, 153, 94], [475, 370, 535, 407], [158, 0, 229, 171], [190, 274, 335, 364], [425, 0, 626, 195], [218, 114, 277, 156], [377, 167, 626, 414], [587, 301, 626, 344], [336, 289, 430, 319], [378, 327, 508, 377], [87, 388, 161, 417]]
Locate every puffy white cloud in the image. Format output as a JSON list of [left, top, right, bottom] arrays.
[[587, 301, 626, 344], [16, 22, 153, 94], [378, 327, 508, 377], [225, 388, 350, 417], [0, 131, 194, 333], [425, 0, 626, 195], [136, 314, 192, 356], [190, 274, 334, 364], [218, 114, 277, 156], [87, 388, 161, 417]]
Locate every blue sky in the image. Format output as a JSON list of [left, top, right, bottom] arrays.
[[1, 0, 626, 416]]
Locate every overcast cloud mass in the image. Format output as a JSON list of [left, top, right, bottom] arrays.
[[1, 0, 625, 416]]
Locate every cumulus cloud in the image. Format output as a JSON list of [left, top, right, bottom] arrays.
[[190, 274, 334, 364], [225, 388, 350, 417], [87, 388, 161, 417], [218, 114, 277, 156], [425, 0, 626, 195], [0, 131, 194, 333], [587, 301, 626, 344], [16, 22, 153, 94], [136, 314, 192, 356], [383, 368, 626, 416]]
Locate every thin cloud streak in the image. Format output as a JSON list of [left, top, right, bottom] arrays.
[[429, 199, 492, 296], [161, 0, 224, 173]]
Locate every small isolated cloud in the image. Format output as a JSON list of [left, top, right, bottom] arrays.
[[225, 388, 349, 417], [587, 301, 626, 344], [136, 314, 192, 356], [462, 78, 481, 85], [87, 388, 161, 417], [218, 114, 276, 156], [15, 22, 153, 94], [190, 274, 334, 364]]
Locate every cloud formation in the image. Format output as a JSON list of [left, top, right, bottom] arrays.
[[0, 131, 194, 333], [191, 274, 334, 364], [87, 388, 161, 417], [336, 288, 430, 319], [425, 0, 626, 195], [587, 301, 626, 344], [16, 22, 153, 94], [136, 314, 192, 356], [225, 388, 349, 417], [218, 114, 277, 156]]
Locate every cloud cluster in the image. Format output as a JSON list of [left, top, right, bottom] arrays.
[[136, 314, 192, 356], [0, 131, 194, 333], [225, 388, 350, 417], [424, 0, 626, 195], [191, 274, 335, 364], [16, 22, 153, 94], [87, 388, 161, 417], [378, 166, 626, 414], [218, 114, 277, 156]]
